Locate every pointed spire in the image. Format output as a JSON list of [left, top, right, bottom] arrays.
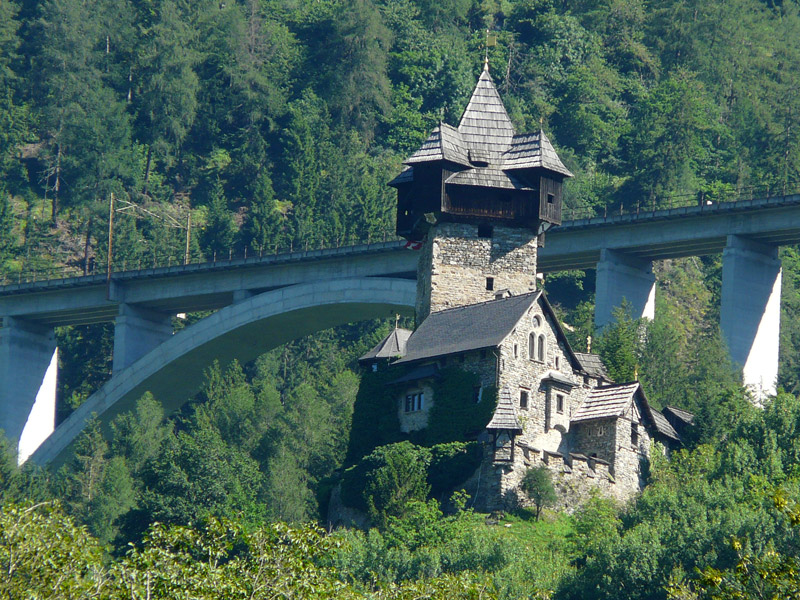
[[457, 67, 515, 157]]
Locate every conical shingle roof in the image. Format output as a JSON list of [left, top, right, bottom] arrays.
[[486, 388, 522, 432], [456, 68, 516, 158]]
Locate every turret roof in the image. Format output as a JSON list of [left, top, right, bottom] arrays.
[[486, 388, 523, 432], [393, 64, 572, 184]]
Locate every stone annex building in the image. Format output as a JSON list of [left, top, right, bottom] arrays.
[[358, 62, 693, 510]]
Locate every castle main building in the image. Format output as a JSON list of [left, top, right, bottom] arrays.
[[360, 63, 690, 509]]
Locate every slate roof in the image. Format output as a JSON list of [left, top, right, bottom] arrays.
[[571, 382, 641, 423], [405, 123, 470, 167], [445, 167, 533, 190], [394, 292, 541, 364], [358, 328, 412, 364], [574, 353, 612, 381], [502, 132, 573, 177], [486, 388, 522, 432]]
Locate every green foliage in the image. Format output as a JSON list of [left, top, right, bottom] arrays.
[[594, 303, 641, 383], [345, 368, 403, 464], [426, 369, 497, 445], [428, 442, 482, 500], [521, 466, 557, 520]]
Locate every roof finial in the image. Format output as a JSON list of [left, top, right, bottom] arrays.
[[484, 28, 490, 72]]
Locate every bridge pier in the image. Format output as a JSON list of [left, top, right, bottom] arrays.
[[113, 305, 173, 372], [720, 235, 781, 399], [0, 317, 57, 463], [595, 249, 656, 329]]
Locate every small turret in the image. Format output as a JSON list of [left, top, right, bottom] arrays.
[[390, 65, 572, 240]]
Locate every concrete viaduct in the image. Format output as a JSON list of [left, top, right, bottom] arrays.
[[2, 193, 798, 466]]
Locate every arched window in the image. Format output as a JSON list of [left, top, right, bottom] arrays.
[[528, 332, 536, 360], [537, 334, 545, 362]]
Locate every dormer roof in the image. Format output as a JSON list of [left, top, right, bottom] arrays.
[[404, 123, 470, 167], [502, 132, 573, 177]]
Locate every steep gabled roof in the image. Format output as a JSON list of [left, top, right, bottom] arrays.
[[648, 409, 680, 441], [404, 123, 470, 167], [572, 382, 641, 423], [457, 68, 515, 158], [502, 132, 573, 177], [358, 327, 413, 364], [663, 406, 695, 425], [394, 292, 541, 364], [486, 388, 522, 432]]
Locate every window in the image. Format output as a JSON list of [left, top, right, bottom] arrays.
[[404, 392, 424, 413], [631, 423, 639, 447], [513, 343, 519, 359], [520, 390, 529, 410], [555, 356, 560, 370], [371, 363, 378, 372], [532, 315, 541, 328], [547, 193, 555, 204], [473, 386, 482, 403], [486, 277, 494, 291], [596, 424, 605, 437], [477, 224, 493, 238], [556, 393, 564, 414], [537, 335, 546, 361], [528, 333, 536, 360]]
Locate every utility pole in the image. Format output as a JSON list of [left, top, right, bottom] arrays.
[[107, 192, 115, 282], [184, 211, 191, 265]]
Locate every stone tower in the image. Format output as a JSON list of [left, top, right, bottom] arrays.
[[389, 62, 573, 320]]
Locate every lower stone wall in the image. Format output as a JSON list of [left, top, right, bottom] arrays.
[[467, 442, 636, 514]]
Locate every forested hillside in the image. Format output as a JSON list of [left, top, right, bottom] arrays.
[[3, 0, 800, 598]]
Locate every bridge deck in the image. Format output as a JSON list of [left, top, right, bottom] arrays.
[[2, 194, 800, 326]]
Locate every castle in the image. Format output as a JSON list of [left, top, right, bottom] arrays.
[[357, 62, 692, 510]]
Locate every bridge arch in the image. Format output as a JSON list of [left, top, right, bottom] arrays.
[[31, 277, 416, 467]]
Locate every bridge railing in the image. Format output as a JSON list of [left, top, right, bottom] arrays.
[[561, 182, 800, 222], [4, 183, 800, 286], [1, 232, 407, 287]]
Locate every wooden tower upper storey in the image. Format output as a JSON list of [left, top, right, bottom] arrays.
[[390, 62, 573, 240]]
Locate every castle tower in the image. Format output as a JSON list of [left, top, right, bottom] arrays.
[[389, 62, 573, 320]]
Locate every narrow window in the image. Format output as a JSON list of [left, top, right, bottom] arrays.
[[537, 335, 545, 361], [486, 277, 494, 291], [596, 424, 605, 437], [417, 393, 424, 411], [405, 395, 413, 412], [529, 332, 536, 360], [631, 423, 639, 447], [477, 224, 493, 238], [555, 356, 560, 369], [556, 393, 564, 414], [473, 386, 482, 403], [513, 344, 519, 359], [520, 390, 529, 410]]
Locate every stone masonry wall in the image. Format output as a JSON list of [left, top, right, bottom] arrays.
[[417, 222, 539, 320]]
